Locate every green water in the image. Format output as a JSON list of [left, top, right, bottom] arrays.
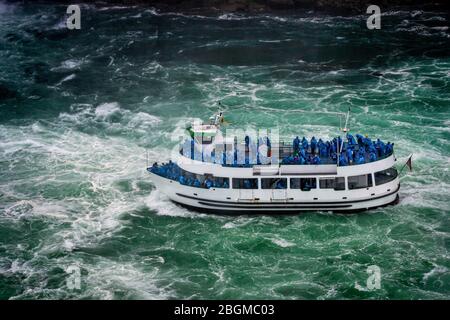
[[0, 3, 449, 299]]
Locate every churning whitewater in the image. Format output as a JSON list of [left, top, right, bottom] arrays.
[[0, 3, 449, 299]]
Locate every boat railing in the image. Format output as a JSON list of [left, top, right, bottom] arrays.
[[179, 141, 393, 167]]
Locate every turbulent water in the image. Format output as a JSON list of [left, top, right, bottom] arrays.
[[0, 2, 449, 299]]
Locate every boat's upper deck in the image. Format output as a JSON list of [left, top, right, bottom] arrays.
[[180, 133, 394, 168]]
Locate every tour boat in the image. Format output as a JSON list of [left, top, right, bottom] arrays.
[[147, 110, 401, 214]]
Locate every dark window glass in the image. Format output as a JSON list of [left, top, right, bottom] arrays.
[[319, 177, 345, 191], [232, 178, 258, 189], [176, 170, 230, 189], [290, 178, 301, 189], [290, 178, 317, 191], [348, 174, 373, 190], [375, 167, 398, 185], [261, 178, 287, 189], [334, 177, 346, 190], [212, 176, 230, 188], [319, 178, 335, 189]]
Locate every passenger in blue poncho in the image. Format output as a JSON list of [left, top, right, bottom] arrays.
[[339, 154, 348, 166], [356, 154, 365, 164], [369, 144, 377, 155], [204, 178, 213, 189], [347, 148, 353, 165], [385, 142, 394, 155], [293, 136, 300, 154], [213, 179, 221, 188], [376, 138, 385, 157], [223, 180, 229, 189], [193, 179, 201, 188], [302, 137, 308, 149], [331, 152, 337, 162], [300, 148, 306, 159], [319, 145, 327, 158], [369, 152, 377, 162], [356, 134, 364, 146], [331, 141, 337, 154], [362, 135, 372, 147], [318, 139, 327, 157], [276, 180, 285, 189], [312, 155, 321, 164], [311, 136, 317, 154], [347, 133, 357, 146]]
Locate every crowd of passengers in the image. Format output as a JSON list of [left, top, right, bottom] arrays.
[[150, 133, 395, 188], [150, 162, 289, 190], [149, 160, 230, 189], [283, 134, 394, 166], [183, 134, 393, 167]]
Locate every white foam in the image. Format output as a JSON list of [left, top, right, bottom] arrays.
[[94, 102, 122, 119], [56, 74, 76, 86], [128, 112, 161, 129], [51, 59, 88, 71], [270, 237, 295, 248], [145, 190, 202, 218], [423, 266, 448, 283]]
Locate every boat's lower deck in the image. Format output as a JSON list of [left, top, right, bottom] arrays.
[[149, 172, 400, 215]]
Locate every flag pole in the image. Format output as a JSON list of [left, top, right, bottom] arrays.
[[399, 154, 413, 176]]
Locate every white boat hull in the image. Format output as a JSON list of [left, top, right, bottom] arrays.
[[148, 172, 400, 214]]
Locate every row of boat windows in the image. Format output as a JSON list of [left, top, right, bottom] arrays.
[[186, 168, 397, 190], [149, 162, 397, 190], [232, 176, 362, 191]]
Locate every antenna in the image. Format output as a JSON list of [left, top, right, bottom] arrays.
[[339, 107, 351, 154]]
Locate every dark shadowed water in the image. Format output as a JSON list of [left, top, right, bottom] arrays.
[[0, 3, 449, 299]]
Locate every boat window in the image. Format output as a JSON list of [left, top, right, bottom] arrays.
[[334, 177, 346, 190], [375, 167, 398, 185], [232, 178, 258, 189], [319, 177, 345, 191], [319, 178, 334, 189], [348, 174, 373, 190], [170, 167, 229, 189], [212, 176, 230, 189], [261, 178, 287, 189], [290, 178, 317, 191]]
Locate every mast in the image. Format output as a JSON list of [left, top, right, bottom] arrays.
[[339, 107, 351, 154]]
